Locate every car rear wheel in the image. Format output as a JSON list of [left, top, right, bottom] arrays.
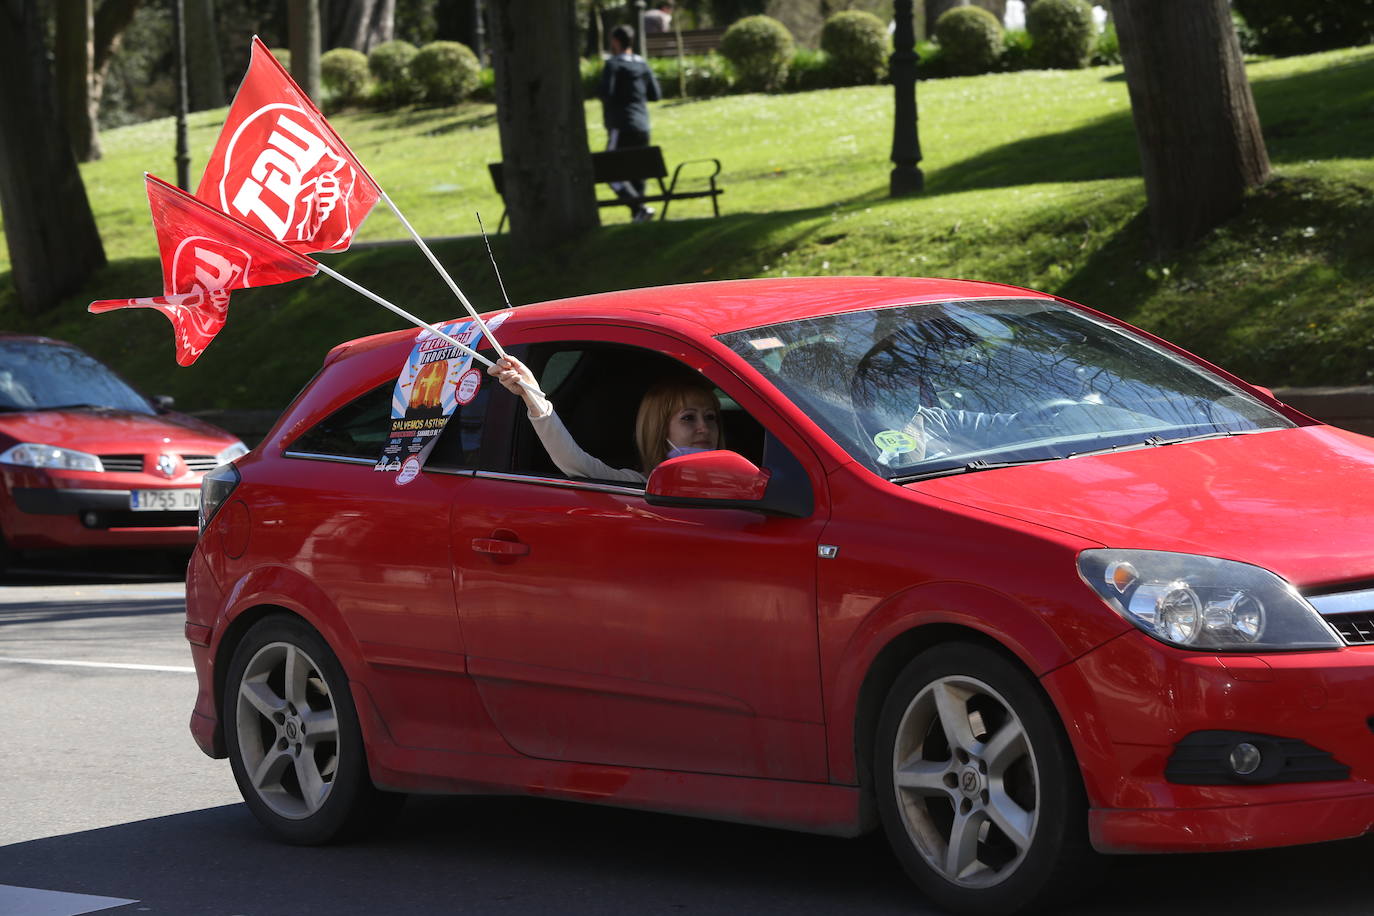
[[224, 615, 401, 844], [875, 643, 1093, 916]]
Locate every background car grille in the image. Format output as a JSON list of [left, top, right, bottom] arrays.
[[97, 454, 144, 472], [96, 454, 220, 473], [1307, 588, 1374, 645]]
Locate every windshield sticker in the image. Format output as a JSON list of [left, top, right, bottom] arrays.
[[748, 336, 785, 350], [375, 311, 510, 473], [874, 430, 918, 454]]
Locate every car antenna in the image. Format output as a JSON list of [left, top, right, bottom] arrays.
[[476, 212, 513, 311]]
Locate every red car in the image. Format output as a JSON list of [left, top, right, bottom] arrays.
[[0, 333, 247, 572], [187, 278, 1374, 915]]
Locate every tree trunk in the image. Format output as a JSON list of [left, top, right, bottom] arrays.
[[92, 0, 142, 124], [289, 0, 322, 101], [56, 0, 100, 162], [186, 0, 226, 110], [489, 0, 598, 252], [334, 0, 378, 50], [1115, 0, 1270, 252], [0, 0, 106, 313], [366, 0, 396, 48]]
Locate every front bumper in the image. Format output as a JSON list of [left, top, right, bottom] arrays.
[[2, 475, 198, 549], [1048, 630, 1374, 854]]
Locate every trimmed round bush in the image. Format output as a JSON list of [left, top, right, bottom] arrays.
[[933, 5, 1003, 76], [1233, 0, 1374, 56], [412, 41, 480, 104], [368, 40, 419, 103], [820, 10, 890, 85], [720, 15, 794, 93], [270, 47, 291, 71], [1027, 0, 1095, 69], [321, 48, 369, 106]]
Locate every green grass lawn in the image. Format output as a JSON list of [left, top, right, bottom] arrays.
[[1, 45, 1371, 410]]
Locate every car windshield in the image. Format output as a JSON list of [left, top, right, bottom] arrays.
[[719, 298, 1293, 480], [0, 340, 153, 415]]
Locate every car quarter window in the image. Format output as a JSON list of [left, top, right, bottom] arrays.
[[287, 373, 493, 469], [507, 342, 770, 482]]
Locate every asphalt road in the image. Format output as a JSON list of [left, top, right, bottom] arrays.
[[4, 555, 1374, 916]]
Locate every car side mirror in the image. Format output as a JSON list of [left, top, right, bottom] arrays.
[[646, 450, 772, 509], [151, 394, 176, 412], [1252, 385, 1276, 400]]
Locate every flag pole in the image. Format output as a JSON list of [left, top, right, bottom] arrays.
[[314, 262, 544, 399], [377, 190, 511, 362]]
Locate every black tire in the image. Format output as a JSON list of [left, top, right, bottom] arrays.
[[223, 614, 403, 844], [875, 643, 1094, 916]]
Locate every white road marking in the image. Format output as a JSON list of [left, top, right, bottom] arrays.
[[0, 656, 193, 673], [0, 884, 136, 916]]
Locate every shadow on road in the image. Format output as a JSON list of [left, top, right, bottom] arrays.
[[1, 550, 187, 588], [3, 794, 1374, 915]]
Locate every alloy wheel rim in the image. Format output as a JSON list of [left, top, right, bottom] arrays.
[[235, 641, 340, 819], [891, 674, 1040, 888]]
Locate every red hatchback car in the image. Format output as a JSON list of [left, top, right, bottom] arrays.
[[188, 277, 1374, 915], [0, 334, 246, 573]]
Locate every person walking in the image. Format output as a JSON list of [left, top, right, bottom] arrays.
[[599, 24, 662, 223]]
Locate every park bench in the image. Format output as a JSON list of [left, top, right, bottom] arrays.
[[644, 27, 727, 58], [488, 145, 724, 231]]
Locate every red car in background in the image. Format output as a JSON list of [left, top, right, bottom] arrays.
[[187, 278, 1374, 915], [0, 333, 247, 573]]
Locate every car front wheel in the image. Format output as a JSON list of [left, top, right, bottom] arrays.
[[224, 614, 401, 844], [875, 643, 1093, 916]]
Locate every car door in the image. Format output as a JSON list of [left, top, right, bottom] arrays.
[[452, 327, 832, 782]]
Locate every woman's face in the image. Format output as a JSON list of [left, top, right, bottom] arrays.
[[666, 391, 720, 451]]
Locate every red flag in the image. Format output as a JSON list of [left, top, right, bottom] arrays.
[[146, 173, 319, 296], [196, 36, 381, 253], [88, 290, 231, 367]]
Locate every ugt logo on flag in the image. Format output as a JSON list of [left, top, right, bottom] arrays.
[[196, 37, 380, 254], [215, 104, 355, 249]]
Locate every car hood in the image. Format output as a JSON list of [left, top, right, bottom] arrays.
[[0, 408, 238, 454], [912, 425, 1374, 589]]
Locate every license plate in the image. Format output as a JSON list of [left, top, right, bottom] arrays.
[[130, 489, 201, 511]]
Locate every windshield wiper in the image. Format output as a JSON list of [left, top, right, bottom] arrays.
[[891, 456, 1061, 483], [1065, 429, 1259, 459], [28, 403, 113, 412]]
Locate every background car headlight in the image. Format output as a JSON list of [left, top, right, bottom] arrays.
[[215, 441, 250, 463], [1078, 549, 1341, 651], [0, 442, 103, 472]]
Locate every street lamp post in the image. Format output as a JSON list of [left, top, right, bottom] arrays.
[[889, 0, 925, 196]]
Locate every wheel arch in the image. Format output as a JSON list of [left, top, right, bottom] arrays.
[[851, 623, 1035, 805], [205, 564, 365, 755]]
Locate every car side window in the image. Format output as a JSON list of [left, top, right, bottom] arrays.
[[290, 382, 394, 460], [288, 377, 492, 469], [509, 342, 769, 480]]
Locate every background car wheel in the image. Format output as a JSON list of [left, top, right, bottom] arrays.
[[875, 643, 1093, 916], [224, 615, 402, 844]]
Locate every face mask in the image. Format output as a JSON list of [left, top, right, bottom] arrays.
[[666, 439, 710, 460]]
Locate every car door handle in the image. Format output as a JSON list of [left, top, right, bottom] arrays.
[[471, 537, 530, 557]]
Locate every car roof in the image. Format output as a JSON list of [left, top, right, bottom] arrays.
[[330, 276, 1056, 360]]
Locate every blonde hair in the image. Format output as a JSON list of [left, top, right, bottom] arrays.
[[634, 378, 724, 472]]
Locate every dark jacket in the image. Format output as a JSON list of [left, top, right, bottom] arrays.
[[598, 53, 662, 134]]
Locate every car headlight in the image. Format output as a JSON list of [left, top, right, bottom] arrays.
[[0, 442, 103, 472], [215, 441, 250, 463], [1078, 549, 1341, 651]]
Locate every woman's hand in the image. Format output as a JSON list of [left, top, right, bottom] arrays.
[[488, 356, 551, 417]]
